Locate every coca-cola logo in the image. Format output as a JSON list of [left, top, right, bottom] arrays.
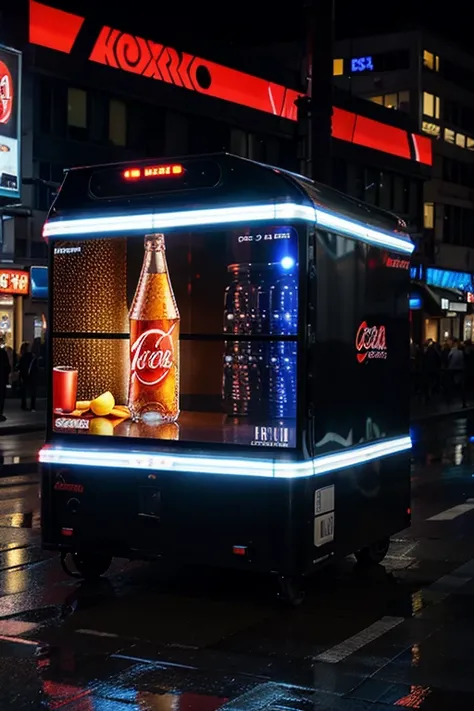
[[383, 253, 410, 270], [131, 325, 175, 386], [355, 321, 387, 363], [0, 61, 13, 125], [54, 482, 84, 493]]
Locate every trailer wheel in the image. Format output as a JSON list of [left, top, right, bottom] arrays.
[[71, 552, 112, 580], [277, 575, 305, 607], [355, 537, 390, 566]]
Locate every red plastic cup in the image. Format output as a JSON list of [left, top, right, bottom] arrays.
[[53, 366, 78, 413]]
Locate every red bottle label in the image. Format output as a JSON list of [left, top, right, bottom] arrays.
[[130, 322, 177, 386]]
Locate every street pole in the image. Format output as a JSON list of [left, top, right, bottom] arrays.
[[298, 0, 335, 184]]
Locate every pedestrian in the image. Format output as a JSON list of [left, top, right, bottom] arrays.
[[0, 339, 11, 420], [18, 341, 38, 411], [446, 339, 466, 407]]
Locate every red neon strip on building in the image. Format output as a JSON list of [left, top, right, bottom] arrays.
[[411, 132, 432, 166], [332, 107, 411, 160], [29, 1, 432, 166], [89, 26, 299, 121], [29, 0, 84, 54]]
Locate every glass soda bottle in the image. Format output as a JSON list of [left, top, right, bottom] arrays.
[[128, 234, 180, 423], [222, 263, 261, 416]]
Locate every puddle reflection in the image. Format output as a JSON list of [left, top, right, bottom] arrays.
[[3, 547, 28, 595], [39, 664, 227, 710], [0, 512, 33, 529], [411, 415, 474, 476], [393, 685, 431, 708]]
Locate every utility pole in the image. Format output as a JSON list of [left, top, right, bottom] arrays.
[[297, 0, 335, 184]]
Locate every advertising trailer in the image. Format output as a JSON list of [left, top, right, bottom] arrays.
[[39, 154, 412, 604]]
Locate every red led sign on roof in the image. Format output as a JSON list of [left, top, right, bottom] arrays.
[[123, 164, 184, 180], [29, 0, 433, 167]]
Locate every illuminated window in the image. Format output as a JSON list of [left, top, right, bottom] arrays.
[[423, 50, 440, 71], [384, 93, 398, 109], [423, 92, 440, 119], [109, 99, 127, 147], [67, 88, 87, 128], [424, 202, 434, 229], [444, 128, 455, 144], [333, 58, 343, 76], [422, 121, 440, 137], [467, 137, 474, 151], [369, 91, 409, 111], [456, 133, 466, 148]]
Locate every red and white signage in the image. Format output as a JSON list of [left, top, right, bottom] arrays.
[[0, 269, 29, 295], [355, 321, 387, 363]]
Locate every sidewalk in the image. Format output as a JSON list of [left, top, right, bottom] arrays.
[[0, 398, 46, 435], [410, 395, 474, 422]]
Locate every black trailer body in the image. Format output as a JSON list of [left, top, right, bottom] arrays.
[[40, 154, 412, 595]]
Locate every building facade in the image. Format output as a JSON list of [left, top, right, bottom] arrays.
[[0, 1, 432, 354], [333, 31, 474, 343]]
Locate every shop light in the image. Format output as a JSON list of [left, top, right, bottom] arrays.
[[43, 203, 414, 255], [39, 435, 411, 479]]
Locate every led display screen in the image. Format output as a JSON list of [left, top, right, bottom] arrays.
[[0, 46, 21, 199], [51, 225, 299, 447]]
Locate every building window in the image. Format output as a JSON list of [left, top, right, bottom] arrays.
[[333, 58, 343, 76], [423, 50, 439, 71], [383, 93, 398, 109], [422, 121, 440, 137], [109, 99, 127, 146], [68, 88, 87, 128], [456, 133, 466, 148], [67, 88, 87, 140], [423, 92, 440, 119], [367, 90, 410, 112], [444, 128, 455, 144], [424, 202, 434, 229], [467, 137, 474, 151], [397, 90, 410, 112]]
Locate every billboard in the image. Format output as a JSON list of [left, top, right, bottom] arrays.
[[0, 268, 29, 295], [0, 45, 21, 199], [51, 227, 299, 447]]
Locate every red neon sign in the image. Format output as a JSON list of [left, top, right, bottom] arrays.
[[29, 0, 432, 167], [123, 164, 184, 180], [355, 321, 387, 363]]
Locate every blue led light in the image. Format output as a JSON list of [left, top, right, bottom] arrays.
[[351, 56, 374, 73], [280, 256, 295, 270], [39, 435, 412, 479], [43, 202, 414, 255]]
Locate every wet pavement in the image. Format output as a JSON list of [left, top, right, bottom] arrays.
[[0, 432, 44, 475], [3, 417, 474, 708], [0, 398, 46, 436]]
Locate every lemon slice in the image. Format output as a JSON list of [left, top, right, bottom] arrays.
[[89, 417, 114, 436], [90, 391, 115, 417]]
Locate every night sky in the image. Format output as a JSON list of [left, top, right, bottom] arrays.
[[36, 0, 469, 53]]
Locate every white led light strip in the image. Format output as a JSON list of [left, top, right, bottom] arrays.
[[43, 202, 414, 255], [39, 435, 411, 479]]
